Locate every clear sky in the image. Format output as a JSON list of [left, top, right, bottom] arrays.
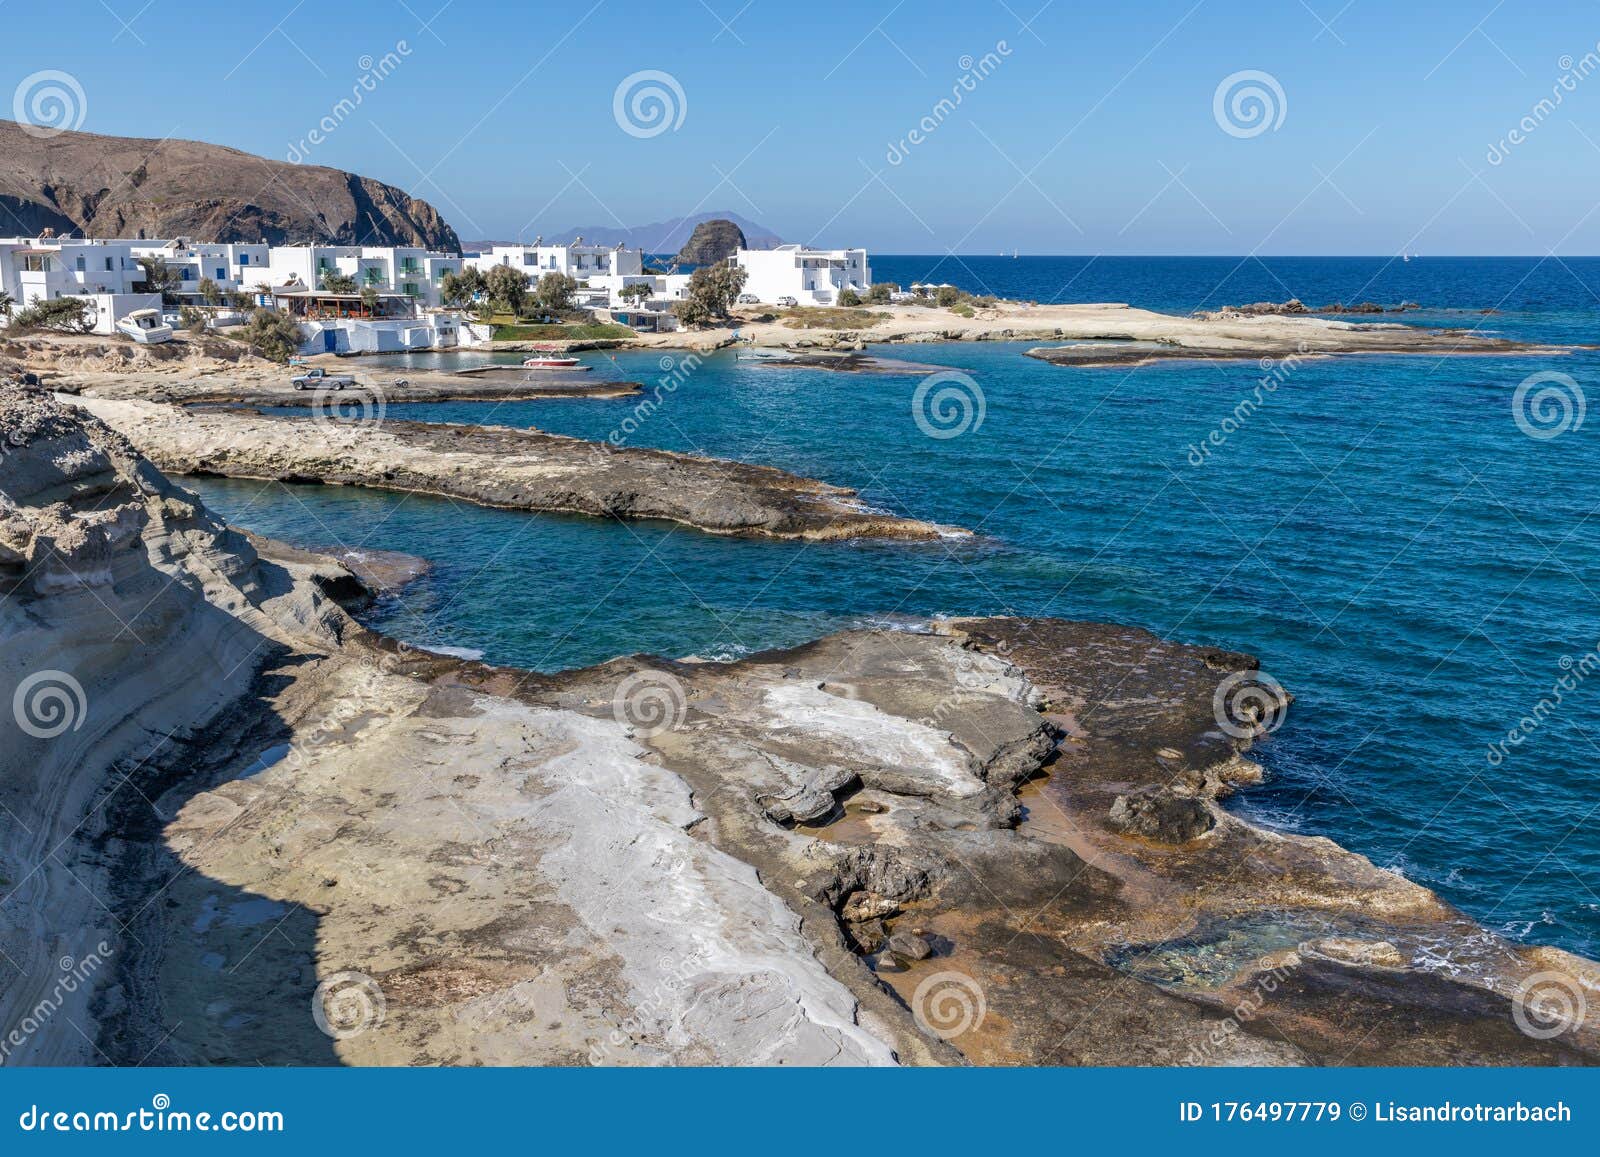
[[6, 0, 1600, 253]]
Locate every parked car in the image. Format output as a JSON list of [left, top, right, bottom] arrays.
[[777, 295, 798, 307], [736, 293, 759, 304], [291, 366, 355, 391]]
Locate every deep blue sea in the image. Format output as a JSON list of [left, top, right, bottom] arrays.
[[186, 256, 1600, 959]]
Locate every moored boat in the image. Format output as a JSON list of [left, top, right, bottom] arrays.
[[522, 345, 582, 369]]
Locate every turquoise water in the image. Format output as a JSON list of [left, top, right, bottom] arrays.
[[187, 257, 1600, 959]]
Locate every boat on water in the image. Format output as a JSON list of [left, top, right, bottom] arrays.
[[521, 345, 583, 369], [115, 308, 174, 345]]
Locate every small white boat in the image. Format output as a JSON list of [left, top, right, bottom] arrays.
[[522, 345, 581, 369], [116, 309, 174, 345]]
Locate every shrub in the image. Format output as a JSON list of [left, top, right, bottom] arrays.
[[12, 297, 92, 332], [866, 283, 893, 303], [935, 285, 963, 308], [178, 305, 207, 332], [837, 288, 862, 306], [240, 309, 303, 363]]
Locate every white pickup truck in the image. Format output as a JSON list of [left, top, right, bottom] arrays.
[[290, 366, 356, 391]]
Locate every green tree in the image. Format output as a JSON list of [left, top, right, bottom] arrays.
[[360, 286, 381, 314], [837, 288, 862, 306], [618, 282, 653, 303], [136, 256, 183, 306], [866, 282, 895, 304], [485, 264, 531, 316], [178, 305, 207, 332], [675, 264, 747, 326], [320, 270, 359, 295], [440, 267, 487, 309], [0, 289, 14, 317], [198, 277, 222, 307], [240, 309, 303, 363], [935, 285, 963, 308], [535, 272, 578, 315]]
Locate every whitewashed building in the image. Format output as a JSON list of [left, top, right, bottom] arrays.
[[467, 239, 645, 282], [258, 245, 464, 308], [734, 245, 871, 305], [128, 239, 271, 301], [0, 237, 160, 333]]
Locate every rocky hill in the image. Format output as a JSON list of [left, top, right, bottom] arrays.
[[0, 122, 460, 250], [672, 218, 747, 266]]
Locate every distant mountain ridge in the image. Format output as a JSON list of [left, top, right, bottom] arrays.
[[465, 211, 782, 255], [0, 121, 461, 251]]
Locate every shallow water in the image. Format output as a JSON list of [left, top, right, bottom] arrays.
[[186, 256, 1600, 959]]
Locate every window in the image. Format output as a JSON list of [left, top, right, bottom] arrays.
[[24, 254, 51, 272], [105, 258, 114, 272], [403, 283, 418, 297], [239, 254, 250, 265], [76, 256, 86, 272], [216, 268, 226, 279]]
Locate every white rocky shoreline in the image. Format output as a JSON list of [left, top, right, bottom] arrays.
[[3, 385, 1597, 1067]]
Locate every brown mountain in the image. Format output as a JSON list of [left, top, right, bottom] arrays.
[[0, 122, 460, 251], [672, 218, 747, 265]]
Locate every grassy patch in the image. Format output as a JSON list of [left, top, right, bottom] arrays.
[[776, 307, 890, 330], [492, 322, 635, 341]]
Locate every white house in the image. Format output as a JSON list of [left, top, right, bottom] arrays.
[[0, 236, 158, 332], [255, 245, 464, 309], [127, 239, 271, 301], [467, 239, 644, 283], [734, 245, 871, 305]]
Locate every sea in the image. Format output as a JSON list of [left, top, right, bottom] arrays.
[[182, 256, 1600, 960]]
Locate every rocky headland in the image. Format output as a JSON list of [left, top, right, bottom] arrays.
[[3, 386, 1596, 1066], [69, 395, 960, 542], [0, 122, 459, 249]]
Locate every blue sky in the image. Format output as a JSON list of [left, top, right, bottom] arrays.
[[6, 0, 1600, 253]]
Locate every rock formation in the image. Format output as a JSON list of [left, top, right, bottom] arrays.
[[672, 218, 747, 266], [71, 395, 962, 542], [0, 122, 459, 250], [4, 385, 1597, 1067]]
